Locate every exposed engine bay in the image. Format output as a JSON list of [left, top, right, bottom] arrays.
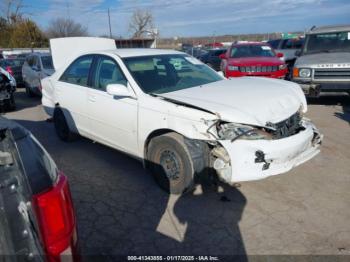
[[0, 69, 16, 111]]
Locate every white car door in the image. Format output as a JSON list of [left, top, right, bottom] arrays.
[[86, 55, 138, 154], [55, 55, 94, 135]]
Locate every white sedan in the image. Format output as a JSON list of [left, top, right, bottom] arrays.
[[42, 38, 322, 194]]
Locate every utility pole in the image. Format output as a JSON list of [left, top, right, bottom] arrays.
[[66, 2, 71, 19], [108, 8, 112, 38]]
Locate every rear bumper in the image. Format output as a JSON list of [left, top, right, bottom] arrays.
[[217, 120, 322, 183], [42, 94, 54, 117]]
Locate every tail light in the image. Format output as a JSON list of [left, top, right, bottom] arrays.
[[32, 173, 78, 261], [6, 66, 13, 76]]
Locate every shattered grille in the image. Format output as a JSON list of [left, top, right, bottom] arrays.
[[266, 112, 302, 139], [239, 65, 279, 73]]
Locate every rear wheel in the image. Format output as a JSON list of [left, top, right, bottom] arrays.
[[53, 108, 77, 142], [147, 132, 195, 195], [25, 83, 35, 97]]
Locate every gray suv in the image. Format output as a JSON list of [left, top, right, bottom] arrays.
[[22, 53, 55, 97], [292, 25, 350, 97]]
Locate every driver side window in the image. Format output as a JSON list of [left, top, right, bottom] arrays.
[[92, 56, 127, 92]]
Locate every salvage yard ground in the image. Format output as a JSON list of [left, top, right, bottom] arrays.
[[4, 89, 350, 258]]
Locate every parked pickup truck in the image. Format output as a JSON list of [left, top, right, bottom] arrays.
[[0, 117, 79, 261], [292, 25, 350, 96]]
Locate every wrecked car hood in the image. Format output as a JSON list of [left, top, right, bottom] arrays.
[[161, 78, 306, 126]]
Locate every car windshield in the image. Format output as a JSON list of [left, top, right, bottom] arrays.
[[230, 45, 275, 58], [303, 31, 350, 54], [210, 49, 226, 56], [41, 56, 54, 69], [123, 54, 222, 94]]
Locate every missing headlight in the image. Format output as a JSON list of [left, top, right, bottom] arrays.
[[217, 123, 272, 142]]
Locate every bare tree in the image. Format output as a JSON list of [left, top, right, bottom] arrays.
[[46, 18, 88, 38], [128, 9, 154, 38], [1, 0, 25, 23]]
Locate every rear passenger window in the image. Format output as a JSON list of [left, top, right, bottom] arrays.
[[27, 56, 34, 67], [60, 55, 93, 86], [92, 56, 127, 91]]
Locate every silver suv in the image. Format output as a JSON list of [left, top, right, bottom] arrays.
[[22, 53, 55, 96], [292, 25, 350, 97]]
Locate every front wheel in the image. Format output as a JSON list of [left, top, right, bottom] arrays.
[[147, 132, 195, 195]]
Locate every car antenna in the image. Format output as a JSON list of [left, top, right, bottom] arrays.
[[310, 25, 316, 31]]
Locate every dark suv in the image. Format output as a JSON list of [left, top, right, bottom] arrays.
[[0, 117, 79, 261], [199, 48, 227, 71]]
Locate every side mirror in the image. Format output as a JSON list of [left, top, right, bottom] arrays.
[[106, 83, 135, 98], [276, 52, 284, 58], [295, 50, 301, 57], [32, 65, 40, 71], [219, 53, 226, 59]]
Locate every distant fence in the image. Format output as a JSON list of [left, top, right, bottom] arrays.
[[0, 48, 50, 56]]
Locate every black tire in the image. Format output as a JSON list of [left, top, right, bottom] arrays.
[[6, 94, 16, 111], [147, 132, 195, 195], [53, 108, 77, 142], [25, 83, 35, 97]]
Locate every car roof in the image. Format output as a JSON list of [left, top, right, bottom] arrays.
[[307, 24, 350, 34], [232, 42, 268, 47], [98, 48, 185, 58]]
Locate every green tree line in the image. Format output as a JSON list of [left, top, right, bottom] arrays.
[[0, 14, 48, 48]]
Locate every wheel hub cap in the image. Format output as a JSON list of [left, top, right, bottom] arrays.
[[160, 150, 180, 180]]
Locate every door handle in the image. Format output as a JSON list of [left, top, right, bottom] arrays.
[[88, 96, 96, 102]]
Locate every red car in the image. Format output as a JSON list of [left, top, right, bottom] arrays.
[[220, 42, 288, 79]]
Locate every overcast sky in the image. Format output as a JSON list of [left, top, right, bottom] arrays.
[[21, 0, 350, 37]]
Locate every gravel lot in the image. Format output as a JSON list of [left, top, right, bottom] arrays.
[[3, 89, 350, 259]]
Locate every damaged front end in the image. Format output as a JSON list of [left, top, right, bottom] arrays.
[[205, 111, 323, 184], [0, 70, 16, 111]]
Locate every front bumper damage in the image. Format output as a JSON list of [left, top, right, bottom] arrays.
[[212, 120, 323, 184]]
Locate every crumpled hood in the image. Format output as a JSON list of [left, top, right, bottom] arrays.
[[295, 52, 350, 67], [161, 78, 306, 126]]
